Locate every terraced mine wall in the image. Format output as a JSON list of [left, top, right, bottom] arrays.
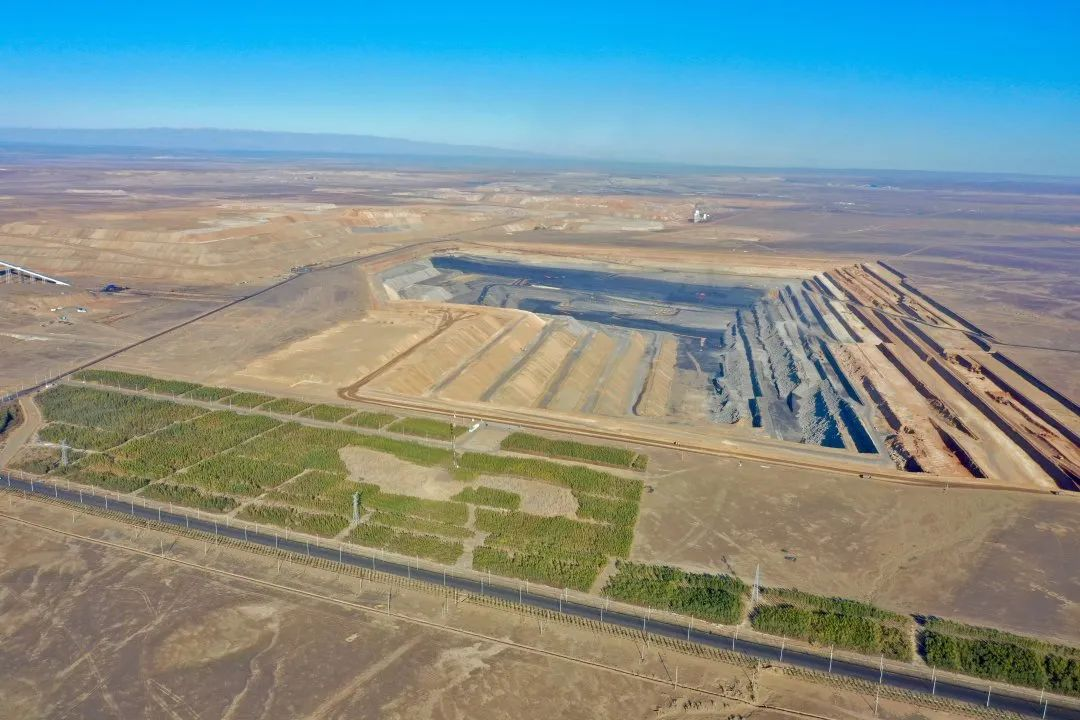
[[373, 254, 887, 455], [926, 357, 1079, 490], [993, 353, 1080, 417]]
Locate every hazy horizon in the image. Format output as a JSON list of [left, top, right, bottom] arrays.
[[5, 126, 1080, 182], [3, 1, 1078, 175]]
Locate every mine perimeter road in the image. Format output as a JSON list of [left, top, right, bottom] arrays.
[[4, 474, 1077, 720], [342, 390, 1055, 495]]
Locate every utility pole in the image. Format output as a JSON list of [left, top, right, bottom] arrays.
[[450, 413, 458, 467]]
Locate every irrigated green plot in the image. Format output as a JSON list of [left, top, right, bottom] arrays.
[[349, 523, 464, 563], [475, 508, 632, 559], [300, 404, 356, 422], [141, 483, 238, 512], [222, 392, 276, 408], [458, 452, 642, 501], [451, 485, 521, 510], [387, 416, 466, 440], [238, 504, 350, 538], [573, 492, 638, 526], [603, 562, 749, 626], [37, 385, 203, 439], [182, 386, 236, 402], [923, 618, 1080, 695], [750, 588, 912, 660], [260, 398, 315, 415], [265, 470, 356, 514], [112, 411, 279, 479], [367, 511, 473, 539], [38, 422, 124, 451], [472, 546, 605, 592], [241, 422, 452, 471], [55, 454, 152, 493], [358, 482, 468, 525], [172, 452, 299, 496]]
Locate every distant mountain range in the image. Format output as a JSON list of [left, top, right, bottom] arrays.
[[0, 127, 542, 159]]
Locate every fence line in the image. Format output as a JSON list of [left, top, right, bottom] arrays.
[[2, 470, 1078, 719]]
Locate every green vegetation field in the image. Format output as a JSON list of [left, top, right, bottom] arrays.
[[349, 523, 464, 563], [300, 404, 357, 422], [603, 562, 748, 625], [173, 452, 300, 496], [500, 432, 648, 470], [238, 504, 349, 538], [141, 483, 237, 512], [387, 416, 466, 440], [472, 546, 605, 591], [452, 485, 520, 510], [37, 385, 203, 445], [751, 588, 912, 660], [923, 618, 1080, 696], [260, 398, 315, 415], [222, 391, 276, 408], [457, 452, 642, 500], [73, 369, 202, 396]]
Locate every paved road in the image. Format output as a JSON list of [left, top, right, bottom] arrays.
[[3, 474, 1077, 719]]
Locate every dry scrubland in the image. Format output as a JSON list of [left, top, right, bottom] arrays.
[[14, 372, 646, 590], [10, 370, 1080, 701], [3, 502, 1003, 720], [1, 154, 1078, 716]]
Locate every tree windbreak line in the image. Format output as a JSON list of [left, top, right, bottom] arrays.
[[923, 618, 1080, 696]]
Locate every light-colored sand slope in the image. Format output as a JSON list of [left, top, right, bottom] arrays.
[[437, 314, 547, 401], [233, 309, 442, 395], [592, 331, 650, 416], [369, 312, 509, 396], [545, 329, 618, 412], [635, 334, 678, 417], [490, 320, 586, 408]]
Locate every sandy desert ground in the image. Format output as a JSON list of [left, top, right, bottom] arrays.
[[1, 148, 1077, 718], [0, 496, 1009, 720]]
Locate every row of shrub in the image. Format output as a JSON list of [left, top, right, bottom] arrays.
[[175, 452, 301, 497], [112, 411, 279, 479], [475, 508, 632, 559], [751, 602, 912, 661], [451, 485, 521, 510], [367, 510, 473, 539], [260, 398, 315, 415], [72, 369, 202, 396], [237, 503, 349, 538], [573, 492, 639, 527], [387, 416, 466, 440], [349, 523, 464, 564], [140, 482, 238, 512], [300, 404, 357, 423], [264, 470, 355, 514], [500, 432, 648, 470], [38, 422, 125, 452], [457, 452, 642, 501], [357, 482, 468, 525], [923, 618, 1080, 696], [472, 546, 606, 592], [37, 385, 202, 442], [602, 562, 749, 625]]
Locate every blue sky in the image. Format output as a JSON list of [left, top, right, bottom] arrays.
[[2, 1, 1078, 174]]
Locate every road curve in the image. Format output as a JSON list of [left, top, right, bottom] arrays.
[[3, 474, 1077, 720]]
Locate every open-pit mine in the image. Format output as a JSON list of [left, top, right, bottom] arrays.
[[331, 249, 1075, 492]]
